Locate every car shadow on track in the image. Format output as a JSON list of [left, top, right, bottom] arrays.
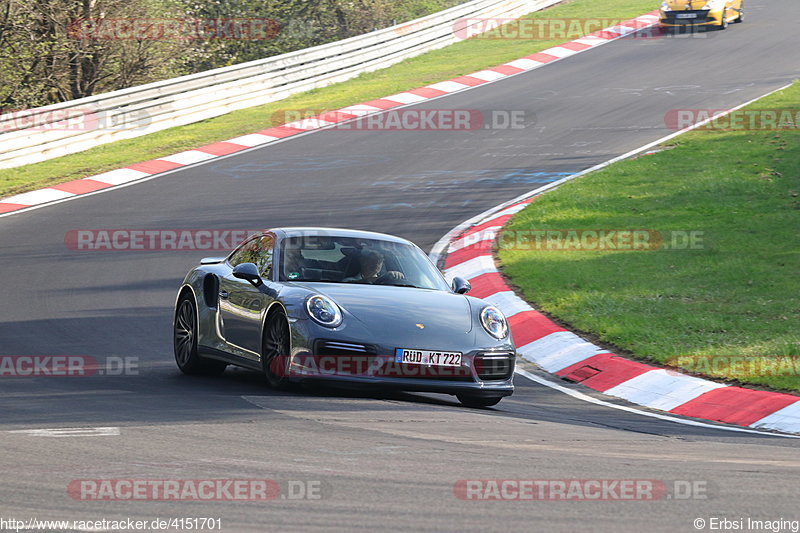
[[0, 312, 791, 443]]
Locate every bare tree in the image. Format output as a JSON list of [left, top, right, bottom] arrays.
[[0, 0, 191, 109], [0, 0, 465, 110]]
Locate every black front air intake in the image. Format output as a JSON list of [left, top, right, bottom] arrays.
[[474, 352, 515, 381], [315, 340, 378, 356]]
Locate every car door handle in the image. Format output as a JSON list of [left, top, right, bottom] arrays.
[[218, 290, 229, 299]]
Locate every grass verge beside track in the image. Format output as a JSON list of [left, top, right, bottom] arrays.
[[0, 0, 656, 198], [499, 81, 800, 392]]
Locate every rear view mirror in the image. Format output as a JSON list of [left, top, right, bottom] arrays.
[[233, 262, 262, 286], [452, 277, 471, 294]]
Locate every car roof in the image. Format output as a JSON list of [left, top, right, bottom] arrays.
[[272, 227, 412, 245]]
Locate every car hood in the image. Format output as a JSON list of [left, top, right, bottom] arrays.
[[306, 283, 474, 336]]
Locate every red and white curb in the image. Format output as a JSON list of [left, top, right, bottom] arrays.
[[433, 197, 800, 436], [0, 11, 660, 216]]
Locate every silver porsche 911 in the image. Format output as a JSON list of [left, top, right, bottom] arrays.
[[173, 227, 515, 407]]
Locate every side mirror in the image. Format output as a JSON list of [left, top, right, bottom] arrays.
[[452, 276, 471, 294], [233, 262, 262, 286]]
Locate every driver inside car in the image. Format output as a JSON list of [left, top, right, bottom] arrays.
[[283, 245, 310, 280], [343, 249, 403, 284]]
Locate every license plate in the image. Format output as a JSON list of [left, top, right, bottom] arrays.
[[676, 13, 697, 18], [395, 349, 462, 367]]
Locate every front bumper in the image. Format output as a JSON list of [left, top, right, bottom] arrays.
[[283, 319, 515, 397], [284, 350, 515, 398]]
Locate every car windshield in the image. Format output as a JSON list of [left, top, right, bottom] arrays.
[[279, 235, 450, 291]]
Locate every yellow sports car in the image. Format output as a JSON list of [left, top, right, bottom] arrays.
[[659, 0, 744, 30]]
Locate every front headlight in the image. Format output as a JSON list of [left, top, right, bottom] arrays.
[[305, 294, 342, 328], [660, 1, 671, 11], [480, 306, 509, 339]]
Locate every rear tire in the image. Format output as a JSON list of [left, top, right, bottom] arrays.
[[174, 296, 227, 376], [457, 395, 503, 408], [734, 4, 743, 23], [261, 309, 291, 389]]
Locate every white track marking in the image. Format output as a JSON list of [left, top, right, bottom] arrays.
[[3, 188, 74, 205], [573, 36, 610, 47], [517, 331, 607, 372], [448, 226, 501, 253], [426, 81, 470, 93], [514, 368, 797, 438], [7, 427, 120, 437], [495, 202, 531, 217], [504, 58, 541, 70], [607, 25, 637, 35], [383, 92, 429, 104], [338, 104, 383, 116], [751, 401, 800, 433], [468, 70, 507, 82], [159, 150, 217, 165], [226, 133, 280, 146], [283, 118, 335, 130], [82, 168, 150, 185], [482, 290, 532, 317], [442, 255, 497, 281], [540, 47, 578, 59], [603, 369, 727, 411]]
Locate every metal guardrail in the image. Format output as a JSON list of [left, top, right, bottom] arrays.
[[0, 0, 559, 169]]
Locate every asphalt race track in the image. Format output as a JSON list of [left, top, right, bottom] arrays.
[[1, 1, 799, 531]]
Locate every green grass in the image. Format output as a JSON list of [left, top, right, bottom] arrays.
[[499, 81, 800, 392], [0, 0, 656, 198]]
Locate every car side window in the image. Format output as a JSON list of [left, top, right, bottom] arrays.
[[253, 236, 274, 278], [229, 235, 274, 278], [228, 236, 258, 267]]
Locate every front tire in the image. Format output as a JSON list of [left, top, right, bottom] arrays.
[[734, 4, 743, 23], [174, 296, 227, 376], [457, 394, 503, 408], [262, 309, 291, 388], [717, 11, 729, 29]]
